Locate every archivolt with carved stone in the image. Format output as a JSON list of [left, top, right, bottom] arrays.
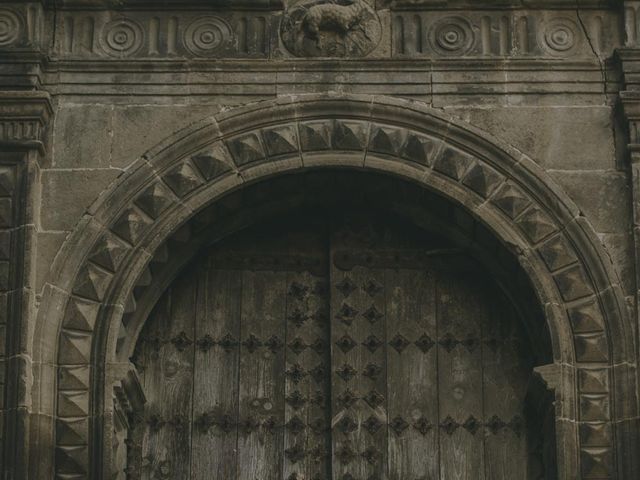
[[44, 95, 634, 479]]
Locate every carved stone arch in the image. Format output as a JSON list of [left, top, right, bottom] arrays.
[[34, 94, 637, 479]]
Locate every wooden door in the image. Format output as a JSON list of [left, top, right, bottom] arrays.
[[132, 214, 533, 480]]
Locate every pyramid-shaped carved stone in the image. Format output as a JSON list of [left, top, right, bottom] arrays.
[[579, 422, 612, 446], [580, 447, 613, 477], [58, 366, 91, 390], [55, 445, 88, 474], [574, 332, 609, 363], [111, 208, 151, 245], [538, 234, 578, 272], [553, 265, 593, 302], [299, 121, 332, 151], [72, 263, 112, 301], [134, 182, 174, 219], [516, 207, 557, 244], [58, 391, 89, 417], [368, 125, 405, 156], [227, 133, 265, 166], [332, 120, 367, 151], [578, 368, 609, 393], [401, 133, 437, 166], [462, 163, 503, 198], [58, 330, 92, 364], [580, 393, 610, 421], [191, 143, 233, 180], [263, 125, 299, 157], [162, 162, 204, 197], [568, 301, 605, 334], [63, 296, 100, 332], [89, 233, 129, 273], [433, 147, 473, 180], [56, 418, 89, 446], [491, 183, 531, 219]]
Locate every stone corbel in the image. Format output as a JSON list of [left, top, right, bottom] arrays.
[[533, 363, 560, 392]]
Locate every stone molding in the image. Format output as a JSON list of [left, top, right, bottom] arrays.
[[33, 94, 637, 478]]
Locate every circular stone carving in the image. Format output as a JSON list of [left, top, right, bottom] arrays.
[[101, 19, 144, 57], [280, 0, 382, 58], [430, 17, 474, 56], [540, 19, 579, 55], [0, 9, 20, 46], [184, 16, 232, 56]]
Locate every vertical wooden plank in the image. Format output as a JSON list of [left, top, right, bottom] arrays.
[[135, 293, 167, 480], [385, 268, 439, 479], [282, 270, 331, 480], [236, 270, 287, 480], [138, 276, 196, 480], [437, 272, 485, 480], [482, 291, 529, 479], [190, 266, 242, 480], [330, 229, 388, 480]]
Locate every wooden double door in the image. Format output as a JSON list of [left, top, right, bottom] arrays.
[[133, 214, 532, 479]]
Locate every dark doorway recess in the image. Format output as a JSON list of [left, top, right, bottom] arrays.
[[129, 171, 557, 479]]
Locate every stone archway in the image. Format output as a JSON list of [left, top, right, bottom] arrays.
[[34, 94, 637, 479]]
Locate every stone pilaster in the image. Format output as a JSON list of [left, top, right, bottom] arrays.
[[0, 91, 52, 479]]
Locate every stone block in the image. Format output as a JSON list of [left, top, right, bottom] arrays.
[[35, 231, 68, 292], [53, 105, 113, 169], [110, 105, 213, 169], [549, 170, 631, 234], [444, 107, 616, 170], [40, 169, 120, 231]]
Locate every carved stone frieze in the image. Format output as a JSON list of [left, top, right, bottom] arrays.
[[391, 10, 618, 58], [0, 2, 621, 61], [0, 4, 44, 51]]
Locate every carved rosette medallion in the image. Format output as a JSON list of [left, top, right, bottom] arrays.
[[0, 9, 20, 46], [184, 16, 232, 56], [280, 0, 381, 58], [540, 18, 580, 56], [101, 19, 144, 57], [430, 16, 474, 56]]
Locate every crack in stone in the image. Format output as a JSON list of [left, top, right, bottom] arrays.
[[575, 0, 607, 102]]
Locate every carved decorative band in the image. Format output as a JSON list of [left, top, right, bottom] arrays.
[[37, 7, 618, 59]]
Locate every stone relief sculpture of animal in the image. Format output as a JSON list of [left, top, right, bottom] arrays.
[[301, 0, 372, 48]]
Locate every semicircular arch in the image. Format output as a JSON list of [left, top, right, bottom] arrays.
[[37, 94, 635, 479]]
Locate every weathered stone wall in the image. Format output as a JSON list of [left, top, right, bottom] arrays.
[[1, 0, 639, 478]]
